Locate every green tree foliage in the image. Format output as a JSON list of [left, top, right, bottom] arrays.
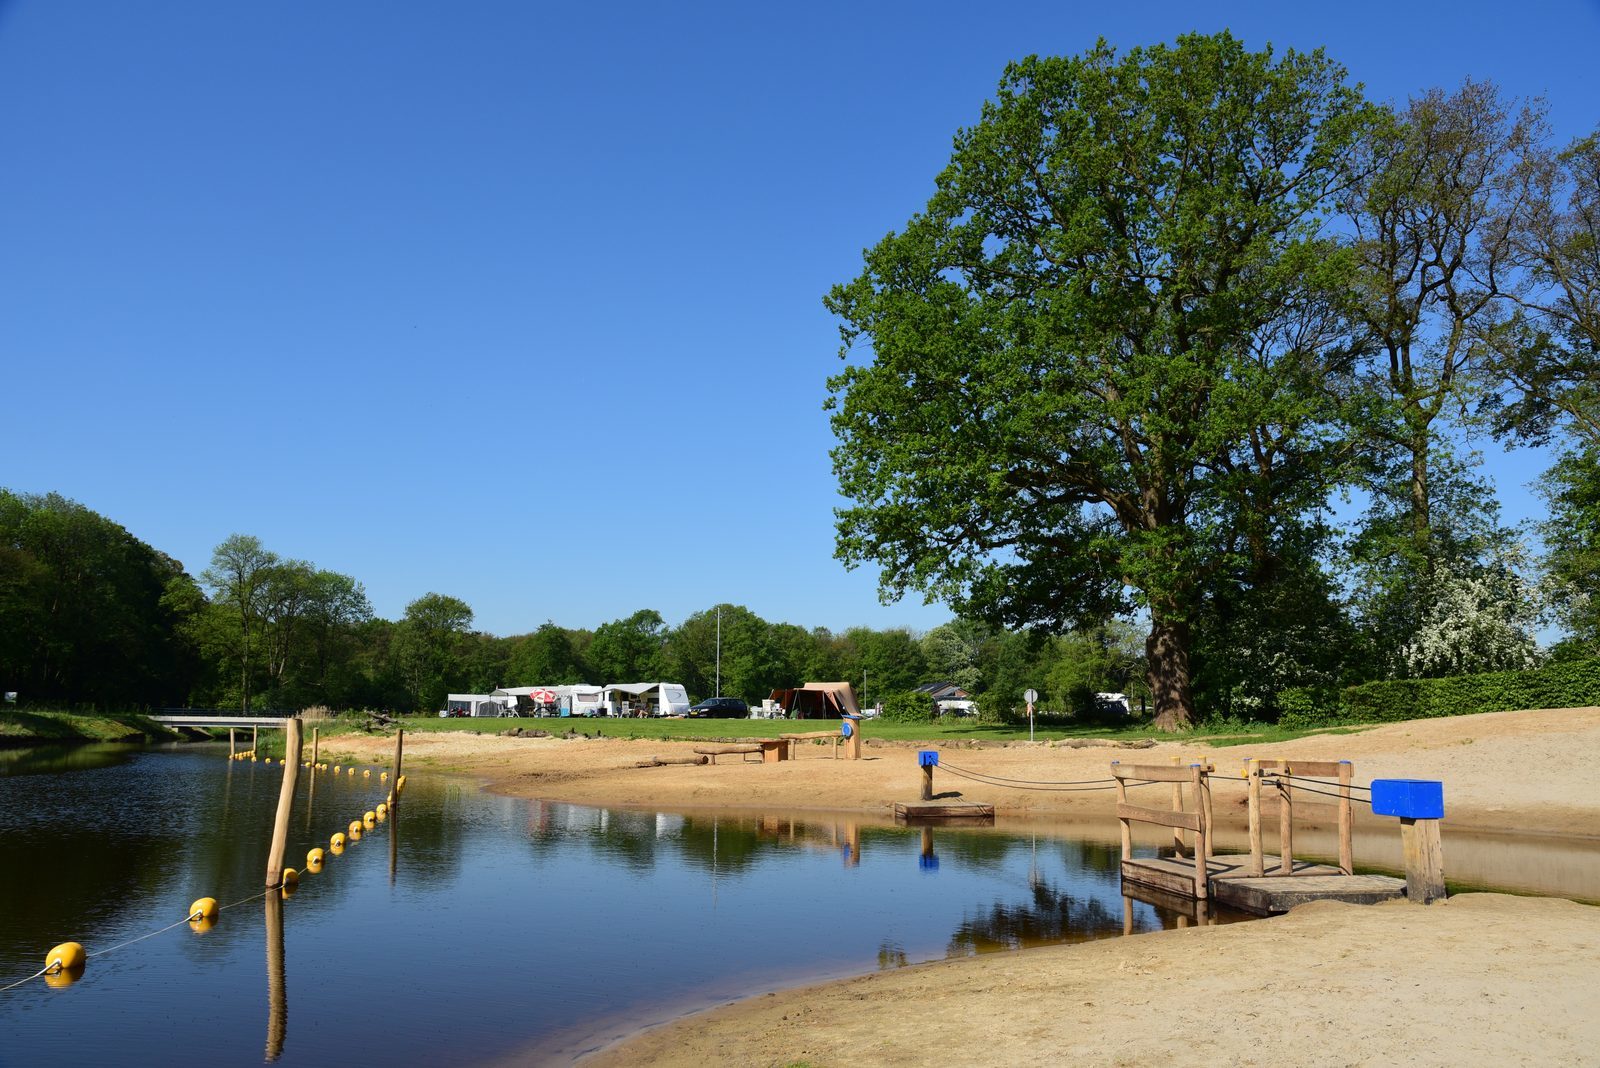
[[507, 622, 588, 685], [395, 592, 475, 713], [587, 609, 668, 681], [825, 33, 1372, 728], [1541, 448, 1600, 656], [200, 534, 278, 712], [0, 490, 200, 708]]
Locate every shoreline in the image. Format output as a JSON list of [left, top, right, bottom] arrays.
[[321, 706, 1600, 1066]]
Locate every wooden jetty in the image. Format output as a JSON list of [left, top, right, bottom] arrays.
[[893, 800, 995, 825], [1112, 758, 1404, 915]]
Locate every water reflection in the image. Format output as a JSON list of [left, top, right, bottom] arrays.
[[264, 892, 286, 1062]]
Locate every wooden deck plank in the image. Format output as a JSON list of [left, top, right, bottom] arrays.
[[893, 801, 995, 826], [1123, 852, 1406, 915]]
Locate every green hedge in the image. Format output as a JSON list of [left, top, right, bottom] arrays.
[[1279, 658, 1600, 730], [876, 690, 937, 723]]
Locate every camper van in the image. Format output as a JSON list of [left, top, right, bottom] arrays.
[[602, 682, 692, 717]]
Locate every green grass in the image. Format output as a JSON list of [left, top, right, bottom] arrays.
[[0, 709, 184, 745]]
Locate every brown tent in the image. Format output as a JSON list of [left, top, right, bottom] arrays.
[[768, 681, 861, 719]]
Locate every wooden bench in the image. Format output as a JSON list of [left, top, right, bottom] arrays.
[[780, 731, 844, 759], [693, 740, 787, 764]]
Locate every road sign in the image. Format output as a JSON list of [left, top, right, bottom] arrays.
[[1023, 688, 1038, 704]]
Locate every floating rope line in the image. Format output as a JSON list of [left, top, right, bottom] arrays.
[[0, 965, 52, 993]]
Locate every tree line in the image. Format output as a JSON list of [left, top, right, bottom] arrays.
[[0, 493, 1151, 717], [826, 32, 1600, 728]]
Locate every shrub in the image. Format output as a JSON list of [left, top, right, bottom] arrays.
[[876, 690, 936, 723], [1278, 658, 1600, 729]]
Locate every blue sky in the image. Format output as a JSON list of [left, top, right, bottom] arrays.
[[3, 1, 1597, 637]]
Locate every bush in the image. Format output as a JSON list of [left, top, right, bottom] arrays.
[[1277, 658, 1600, 729], [876, 690, 936, 723]]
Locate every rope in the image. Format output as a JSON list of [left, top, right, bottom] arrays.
[[935, 762, 1160, 792], [1270, 772, 1372, 792], [1261, 777, 1374, 806], [88, 915, 198, 959], [0, 965, 51, 993], [218, 887, 279, 913], [934, 760, 1119, 787]]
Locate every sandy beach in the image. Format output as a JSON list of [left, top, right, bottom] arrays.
[[329, 707, 1600, 1066]]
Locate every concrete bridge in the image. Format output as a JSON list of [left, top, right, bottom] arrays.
[[151, 713, 292, 729]]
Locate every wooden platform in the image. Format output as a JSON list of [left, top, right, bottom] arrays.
[[893, 800, 995, 825], [1122, 853, 1405, 915]]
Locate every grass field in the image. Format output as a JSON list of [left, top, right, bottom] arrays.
[[0, 709, 184, 745]]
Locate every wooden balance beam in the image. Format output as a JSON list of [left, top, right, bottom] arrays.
[[693, 740, 787, 764], [779, 731, 843, 758]]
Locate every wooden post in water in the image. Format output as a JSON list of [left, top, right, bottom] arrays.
[[1247, 758, 1264, 877], [1338, 761, 1354, 876], [1190, 763, 1209, 869], [264, 891, 286, 1062], [1278, 767, 1294, 875], [1112, 763, 1131, 865], [921, 761, 934, 801], [252, 724, 258, 753], [264, 718, 303, 887], [229, 728, 236, 757], [311, 727, 319, 767], [1170, 755, 1186, 857], [392, 727, 404, 795]]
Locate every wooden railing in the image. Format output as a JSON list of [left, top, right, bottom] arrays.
[[1112, 762, 1213, 900], [1245, 758, 1354, 877]]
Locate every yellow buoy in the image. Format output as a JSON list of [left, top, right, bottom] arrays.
[[188, 915, 216, 934], [330, 840, 345, 856], [45, 942, 85, 983], [396, 775, 406, 793], [375, 803, 387, 819], [306, 848, 325, 872], [333, 765, 342, 773], [363, 811, 376, 828], [380, 771, 389, 781], [189, 897, 219, 922], [362, 769, 371, 778], [331, 832, 346, 850], [347, 767, 355, 776], [281, 867, 298, 886], [348, 826, 362, 842]]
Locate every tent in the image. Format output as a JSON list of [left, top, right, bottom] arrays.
[[767, 681, 861, 719]]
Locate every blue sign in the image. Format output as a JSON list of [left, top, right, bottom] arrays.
[[918, 750, 939, 767], [840, 720, 854, 739], [1371, 779, 1444, 820]]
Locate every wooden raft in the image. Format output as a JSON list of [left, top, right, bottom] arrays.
[[893, 800, 994, 825]]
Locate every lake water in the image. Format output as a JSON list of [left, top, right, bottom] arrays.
[[2, 743, 1592, 1066]]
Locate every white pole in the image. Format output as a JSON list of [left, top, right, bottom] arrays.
[[1028, 701, 1035, 742], [715, 605, 721, 698]]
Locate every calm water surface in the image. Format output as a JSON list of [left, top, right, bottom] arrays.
[[0, 743, 1289, 1065]]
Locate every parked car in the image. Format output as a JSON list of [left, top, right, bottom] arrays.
[[687, 697, 749, 718]]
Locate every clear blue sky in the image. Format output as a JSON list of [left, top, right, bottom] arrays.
[[3, 1, 1597, 637]]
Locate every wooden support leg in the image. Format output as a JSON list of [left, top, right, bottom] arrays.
[[1401, 817, 1446, 904], [264, 718, 302, 887], [1278, 775, 1294, 876], [1247, 758, 1264, 877], [1338, 761, 1353, 876], [921, 763, 933, 802]]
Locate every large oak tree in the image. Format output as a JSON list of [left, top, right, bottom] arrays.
[[825, 33, 1372, 728]]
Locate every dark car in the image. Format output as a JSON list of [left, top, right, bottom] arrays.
[[688, 697, 749, 718]]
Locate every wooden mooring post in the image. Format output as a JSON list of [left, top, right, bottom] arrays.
[[229, 728, 236, 758], [252, 724, 258, 752], [392, 727, 404, 793], [311, 726, 319, 767], [1338, 760, 1354, 875], [1372, 779, 1446, 904], [264, 718, 303, 887], [1246, 757, 1264, 877], [919, 750, 937, 801]]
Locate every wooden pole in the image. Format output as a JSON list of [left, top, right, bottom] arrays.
[[388, 790, 399, 887], [1122, 894, 1133, 937], [252, 724, 258, 752], [1190, 763, 1207, 900], [1199, 764, 1214, 861], [230, 728, 236, 757], [1401, 817, 1446, 904], [1278, 768, 1294, 875], [1338, 760, 1354, 876], [1170, 755, 1186, 857], [921, 761, 934, 801], [392, 727, 404, 792], [264, 891, 286, 1061], [1113, 764, 1131, 865], [311, 727, 319, 767], [264, 718, 302, 887], [1247, 758, 1264, 877]]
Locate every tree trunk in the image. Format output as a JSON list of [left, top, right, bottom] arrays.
[[1146, 616, 1194, 731], [1409, 434, 1431, 557]]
